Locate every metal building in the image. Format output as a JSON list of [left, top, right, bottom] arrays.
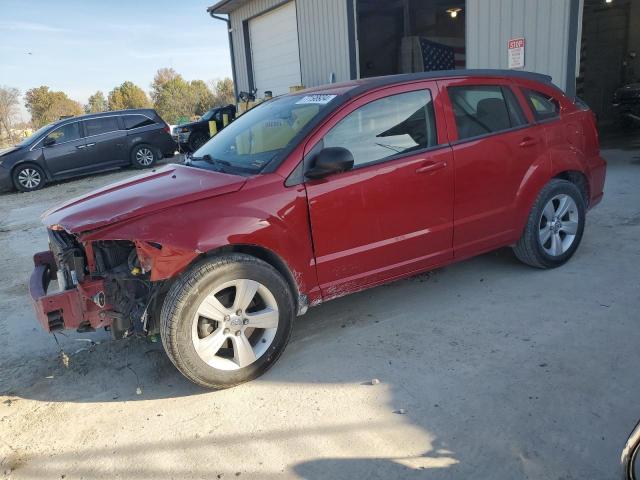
[[208, 0, 639, 123]]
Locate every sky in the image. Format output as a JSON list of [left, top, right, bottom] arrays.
[[0, 0, 233, 121]]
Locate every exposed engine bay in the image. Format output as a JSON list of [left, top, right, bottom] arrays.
[[47, 229, 165, 339]]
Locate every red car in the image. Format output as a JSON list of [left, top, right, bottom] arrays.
[[30, 70, 606, 388]]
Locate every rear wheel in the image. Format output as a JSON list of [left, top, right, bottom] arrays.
[[513, 179, 586, 269], [160, 254, 295, 389], [131, 144, 157, 168], [12, 164, 45, 192]]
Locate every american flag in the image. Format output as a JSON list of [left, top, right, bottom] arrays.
[[419, 38, 465, 71]]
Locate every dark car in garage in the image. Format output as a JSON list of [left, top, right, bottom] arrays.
[[0, 109, 176, 192]]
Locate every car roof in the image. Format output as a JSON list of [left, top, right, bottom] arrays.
[[48, 109, 157, 129], [298, 69, 560, 97]]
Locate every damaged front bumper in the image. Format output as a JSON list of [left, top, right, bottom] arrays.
[[29, 250, 110, 332]]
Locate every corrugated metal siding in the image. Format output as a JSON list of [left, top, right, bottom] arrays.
[[296, 0, 351, 87], [228, 0, 351, 93], [466, 0, 573, 91]]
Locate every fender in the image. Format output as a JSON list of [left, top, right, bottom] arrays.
[[80, 174, 321, 303], [512, 136, 590, 238]]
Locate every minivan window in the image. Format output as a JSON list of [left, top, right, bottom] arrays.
[[84, 117, 119, 137], [448, 85, 527, 140], [191, 94, 330, 174], [323, 90, 438, 167], [524, 89, 560, 121], [44, 122, 81, 145], [122, 115, 155, 130]]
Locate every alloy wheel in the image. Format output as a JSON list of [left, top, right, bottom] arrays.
[[17, 168, 42, 189], [136, 148, 154, 166], [538, 194, 579, 256], [192, 279, 279, 371]]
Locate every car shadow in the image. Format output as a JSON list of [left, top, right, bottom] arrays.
[[2, 247, 524, 404]]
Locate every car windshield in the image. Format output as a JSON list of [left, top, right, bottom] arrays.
[[200, 109, 216, 121], [15, 124, 55, 147], [190, 94, 335, 174]]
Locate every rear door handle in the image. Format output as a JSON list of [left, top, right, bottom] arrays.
[[519, 137, 538, 148], [416, 160, 447, 174], [76, 145, 86, 150]]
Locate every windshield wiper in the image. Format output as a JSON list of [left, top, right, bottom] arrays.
[[190, 154, 233, 172]]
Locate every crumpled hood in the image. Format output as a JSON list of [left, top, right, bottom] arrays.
[[43, 164, 246, 233]]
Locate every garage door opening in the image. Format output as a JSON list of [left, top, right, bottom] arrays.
[[356, 0, 466, 79], [578, 0, 640, 126]]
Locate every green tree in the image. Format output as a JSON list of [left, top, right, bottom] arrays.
[[85, 90, 108, 113], [25, 86, 83, 128], [152, 75, 193, 124], [107, 81, 150, 110], [210, 78, 235, 107], [189, 79, 214, 116]]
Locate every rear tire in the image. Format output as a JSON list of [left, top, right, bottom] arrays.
[[12, 164, 45, 192], [160, 254, 295, 389], [513, 179, 586, 269], [131, 144, 158, 169]]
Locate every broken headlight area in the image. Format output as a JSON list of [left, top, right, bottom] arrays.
[[92, 240, 166, 339], [36, 232, 166, 338]]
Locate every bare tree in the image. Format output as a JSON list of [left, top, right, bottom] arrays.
[[0, 86, 21, 145]]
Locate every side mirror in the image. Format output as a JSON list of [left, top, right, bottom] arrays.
[[43, 137, 56, 147], [306, 147, 354, 179]]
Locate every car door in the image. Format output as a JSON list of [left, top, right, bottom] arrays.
[[303, 82, 454, 297], [81, 116, 127, 169], [438, 78, 546, 258], [41, 121, 88, 176]]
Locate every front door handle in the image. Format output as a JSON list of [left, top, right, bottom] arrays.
[[519, 137, 538, 148], [416, 160, 447, 174], [86, 143, 96, 147]]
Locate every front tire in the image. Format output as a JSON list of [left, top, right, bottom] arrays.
[[131, 144, 158, 169], [12, 164, 45, 192], [513, 179, 586, 269], [188, 132, 208, 152], [160, 254, 295, 389]]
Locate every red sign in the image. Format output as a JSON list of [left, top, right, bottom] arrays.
[[508, 38, 525, 69]]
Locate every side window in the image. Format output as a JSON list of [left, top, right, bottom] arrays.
[[447, 85, 528, 140], [84, 117, 119, 136], [44, 122, 81, 144], [523, 89, 560, 121], [122, 115, 155, 130], [323, 90, 438, 167]]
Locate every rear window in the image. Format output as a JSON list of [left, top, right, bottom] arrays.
[[448, 85, 528, 140], [84, 117, 119, 136], [523, 89, 560, 121], [122, 114, 156, 130]]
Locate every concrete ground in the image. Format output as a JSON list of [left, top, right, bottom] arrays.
[[0, 141, 639, 480]]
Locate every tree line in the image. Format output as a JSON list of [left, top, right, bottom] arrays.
[[0, 68, 234, 146]]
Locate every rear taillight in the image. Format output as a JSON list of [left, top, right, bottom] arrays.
[[163, 124, 170, 134]]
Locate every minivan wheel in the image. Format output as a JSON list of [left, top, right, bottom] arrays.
[[160, 253, 295, 389], [12, 164, 45, 192], [513, 179, 586, 269], [188, 132, 208, 152], [131, 144, 157, 168]]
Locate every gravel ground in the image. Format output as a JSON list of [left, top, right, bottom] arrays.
[[0, 142, 639, 479]]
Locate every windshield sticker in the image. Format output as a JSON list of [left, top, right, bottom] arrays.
[[295, 94, 337, 105]]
